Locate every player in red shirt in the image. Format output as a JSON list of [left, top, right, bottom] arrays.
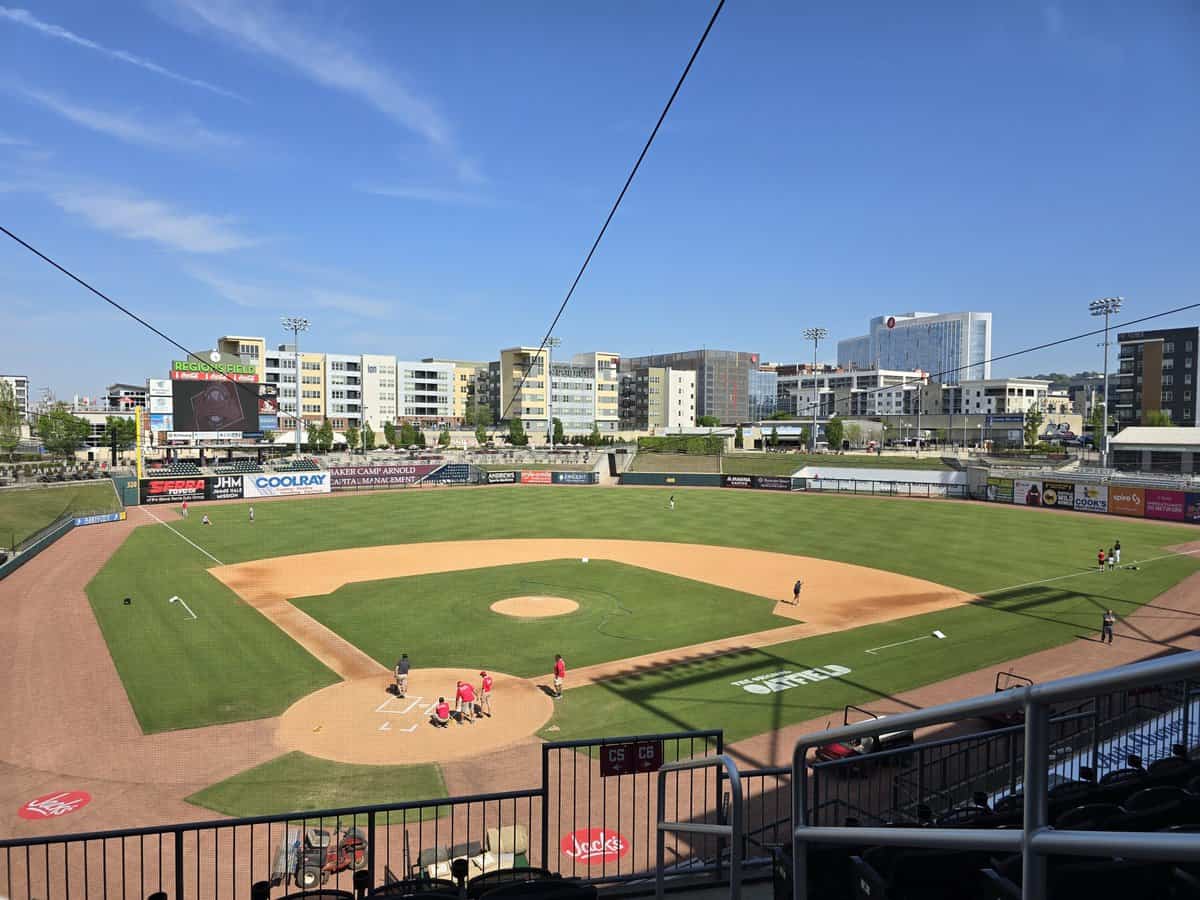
[[456, 680, 476, 723], [553, 654, 566, 699], [479, 671, 494, 717], [1097, 548, 1106, 572], [433, 697, 450, 728]]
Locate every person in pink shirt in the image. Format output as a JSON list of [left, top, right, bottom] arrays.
[[553, 654, 566, 699], [180, 500, 188, 519], [479, 671, 494, 717], [432, 697, 450, 728], [456, 680, 476, 723]]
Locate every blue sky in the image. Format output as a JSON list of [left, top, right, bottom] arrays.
[[2, 1, 1197, 398]]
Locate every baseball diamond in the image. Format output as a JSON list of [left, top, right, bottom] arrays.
[[2, 484, 1199, 842]]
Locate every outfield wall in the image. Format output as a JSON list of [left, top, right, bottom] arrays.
[[980, 474, 1200, 524], [620, 472, 802, 490]]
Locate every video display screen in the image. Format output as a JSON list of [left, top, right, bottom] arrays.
[[172, 380, 259, 433]]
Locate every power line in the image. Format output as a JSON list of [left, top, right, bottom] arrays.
[[0, 223, 305, 435], [498, 0, 726, 425], [788, 302, 1200, 421]]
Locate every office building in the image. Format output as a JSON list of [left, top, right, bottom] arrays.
[[837, 312, 992, 384], [1116, 327, 1198, 427], [749, 367, 778, 420], [620, 350, 759, 424], [619, 368, 696, 430], [776, 367, 927, 419], [0, 375, 29, 421]]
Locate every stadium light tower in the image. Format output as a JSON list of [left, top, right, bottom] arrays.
[[545, 337, 562, 450], [802, 327, 828, 452], [281, 316, 310, 456], [1089, 297, 1122, 468]]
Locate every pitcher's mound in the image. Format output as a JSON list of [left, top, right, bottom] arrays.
[[491, 596, 579, 618]]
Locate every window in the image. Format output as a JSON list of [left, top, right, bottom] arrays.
[[1163, 391, 1173, 402], [1164, 343, 1175, 354]]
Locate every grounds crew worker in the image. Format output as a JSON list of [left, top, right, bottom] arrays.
[[1102, 610, 1116, 644], [395, 653, 410, 697]]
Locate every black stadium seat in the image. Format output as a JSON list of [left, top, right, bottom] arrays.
[[467, 868, 558, 899], [1053, 802, 1124, 830], [980, 857, 1173, 900], [851, 846, 990, 900], [475, 879, 596, 900]]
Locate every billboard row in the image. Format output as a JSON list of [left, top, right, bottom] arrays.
[[329, 464, 439, 488], [985, 478, 1200, 525], [242, 473, 330, 498]]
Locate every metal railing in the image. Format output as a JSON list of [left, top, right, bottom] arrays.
[[656, 756, 744, 900], [790, 651, 1200, 900], [804, 478, 968, 499]]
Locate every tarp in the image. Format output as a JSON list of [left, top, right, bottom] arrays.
[[793, 466, 966, 485]]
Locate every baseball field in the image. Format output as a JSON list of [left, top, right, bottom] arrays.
[[3, 483, 1199, 832]]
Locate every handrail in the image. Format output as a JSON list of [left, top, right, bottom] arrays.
[[657, 754, 744, 900], [790, 651, 1200, 900]]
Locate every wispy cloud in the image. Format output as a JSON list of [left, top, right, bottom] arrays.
[[50, 186, 256, 253], [188, 269, 395, 319], [0, 132, 31, 146], [0, 5, 244, 101], [12, 85, 241, 151], [357, 183, 489, 206]]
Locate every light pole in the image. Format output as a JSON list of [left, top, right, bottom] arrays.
[[544, 337, 562, 450], [802, 328, 827, 452], [281, 316, 309, 456], [1089, 297, 1123, 468]]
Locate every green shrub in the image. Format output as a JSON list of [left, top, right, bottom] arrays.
[[637, 435, 724, 455]]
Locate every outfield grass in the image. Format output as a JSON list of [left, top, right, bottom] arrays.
[[295, 559, 788, 677], [86, 526, 339, 732], [628, 453, 720, 473], [0, 481, 122, 547], [186, 752, 447, 817], [541, 553, 1199, 743], [91, 488, 1200, 738]]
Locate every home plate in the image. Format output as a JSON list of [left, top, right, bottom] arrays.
[[582, 557, 589, 563]]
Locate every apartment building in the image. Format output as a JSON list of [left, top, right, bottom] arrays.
[[398, 360, 455, 425], [571, 352, 620, 434], [423, 359, 489, 423], [938, 378, 1051, 416], [324, 352, 363, 432], [619, 367, 696, 430], [620, 349, 759, 424], [362, 354, 398, 431], [1116, 327, 1199, 427], [0, 375, 29, 421], [776, 367, 928, 419]]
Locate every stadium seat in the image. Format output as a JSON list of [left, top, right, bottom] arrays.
[[475, 880, 595, 900], [467, 868, 558, 899], [1052, 802, 1124, 830], [1121, 786, 1195, 831], [980, 857, 1173, 900], [368, 878, 457, 898], [850, 846, 991, 900]]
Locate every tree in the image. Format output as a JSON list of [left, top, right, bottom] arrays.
[[799, 428, 809, 449], [383, 421, 397, 448], [416, 429, 427, 448], [844, 422, 863, 448], [824, 417, 844, 450], [769, 426, 780, 449], [102, 416, 137, 455], [0, 380, 21, 460], [734, 426, 744, 449], [261, 429, 277, 446], [345, 425, 360, 451], [1144, 410, 1175, 427], [475, 422, 487, 445], [36, 404, 90, 458], [589, 421, 602, 447], [767, 410, 793, 420], [318, 418, 334, 453], [469, 402, 493, 427], [697, 415, 719, 427], [507, 417, 528, 446], [438, 427, 451, 447], [399, 422, 417, 447], [305, 420, 320, 450], [363, 422, 376, 450], [1024, 407, 1044, 447], [552, 417, 564, 446]]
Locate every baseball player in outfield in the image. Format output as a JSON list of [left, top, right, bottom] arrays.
[[553, 654, 566, 698], [479, 671, 494, 717], [1113, 540, 1121, 565]]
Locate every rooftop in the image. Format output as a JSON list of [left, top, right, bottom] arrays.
[[1110, 426, 1200, 449]]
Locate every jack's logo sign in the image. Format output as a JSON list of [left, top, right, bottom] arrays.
[[243, 472, 331, 498], [18, 791, 91, 820], [560, 829, 630, 865]]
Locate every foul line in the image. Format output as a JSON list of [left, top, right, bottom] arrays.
[[139, 507, 224, 566], [865, 635, 933, 655], [976, 546, 1200, 598]]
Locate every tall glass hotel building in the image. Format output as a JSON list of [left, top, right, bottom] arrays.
[[836, 312, 991, 385]]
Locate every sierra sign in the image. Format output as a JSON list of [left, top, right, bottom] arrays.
[[560, 829, 630, 865]]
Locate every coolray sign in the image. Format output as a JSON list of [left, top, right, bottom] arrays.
[[560, 829, 630, 865], [732, 664, 851, 694], [243, 472, 330, 498], [1074, 483, 1108, 513], [486, 470, 519, 484], [141, 477, 206, 504], [18, 791, 91, 820], [207, 475, 244, 500], [329, 464, 438, 488]]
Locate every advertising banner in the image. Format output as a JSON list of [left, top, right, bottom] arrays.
[[1108, 487, 1145, 517], [173, 379, 259, 434], [243, 472, 331, 498], [1145, 489, 1186, 522], [148, 378, 173, 396], [329, 464, 438, 488], [149, 414, 173, 432], [986, 477, 1014, 503], [1040, 480, 1075, 510], [148, 396, 172, 413], [167, 431, 195, 443], [73, 511, 127, 527], [552, 471, 596, 485], [1073, 484, 1108, 514], [486, 470, 519, 484], [1186, 494, 1200, 524], [259, 415, 279, 432], [141, 477, 206, 504], [751, 475, 793, 491], [206, 475, 245, 500], [721, 475, 753, 489], [1014, 479, 1042, 507], [170, 359, 257, 381], [520, 470, 552, 485], [258, 383, 279, 417]]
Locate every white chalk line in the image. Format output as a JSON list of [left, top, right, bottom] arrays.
[[975, 546, 1200, 598], [865, 635, 932, 655], [139, 507, 224, 566], [168, 595, 198, 620]]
